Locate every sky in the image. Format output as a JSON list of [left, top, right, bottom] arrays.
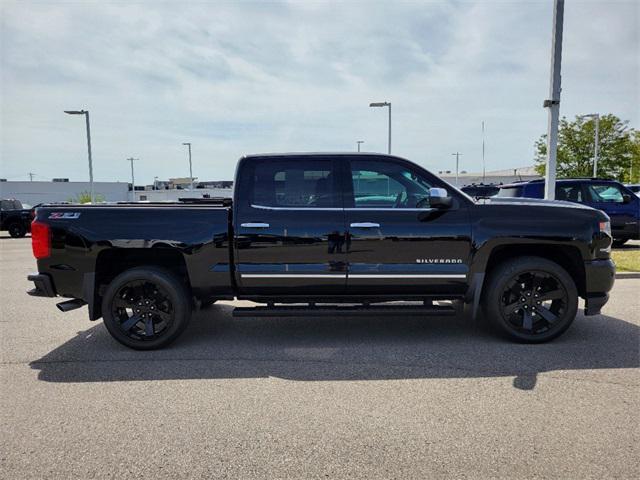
[[1, 0, 638, 184]]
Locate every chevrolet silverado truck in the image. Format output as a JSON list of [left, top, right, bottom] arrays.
[[27, 153, 615, 349]]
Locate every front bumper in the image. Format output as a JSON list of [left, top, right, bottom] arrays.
[[583, 258, 615, 316], [584, 259, 615, 294], [27, 273, 56, 297]]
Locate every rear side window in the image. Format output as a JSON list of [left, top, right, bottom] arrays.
[[555, 184, 583, 202], [497, 186, 523, 198], [251, 158, 339, 208]]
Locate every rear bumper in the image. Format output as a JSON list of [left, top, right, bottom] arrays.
[[27, 273, 56, 297]]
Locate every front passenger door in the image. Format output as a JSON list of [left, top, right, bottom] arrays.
[[344, 157, 472, 296]]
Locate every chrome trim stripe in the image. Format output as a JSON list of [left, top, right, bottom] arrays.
[[349, 274, 466, 279], [241, 273, 466, 279], [250, 204, 434, 212], [251, 204, 342, 211], [242, 274, 347, 278]]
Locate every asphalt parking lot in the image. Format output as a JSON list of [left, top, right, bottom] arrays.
[[1, 236, 639, 479]]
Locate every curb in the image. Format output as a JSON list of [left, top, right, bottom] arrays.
[[615, 272, 640, 279]]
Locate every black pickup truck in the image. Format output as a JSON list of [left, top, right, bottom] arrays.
[[27, 153, 615, 349], [1, 198, 33, 238]]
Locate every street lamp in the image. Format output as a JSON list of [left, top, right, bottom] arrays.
[[578, 113, 600, 177], [182, 142, 193, 190], [451, 152, 463, 186], [369, 102, 391, 154], [356, 140, 364, 152], [126, 158, 139, 201], [64, 109, 94, 202]]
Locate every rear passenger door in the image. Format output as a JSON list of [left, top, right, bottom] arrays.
[[233, 156, 347, 296]]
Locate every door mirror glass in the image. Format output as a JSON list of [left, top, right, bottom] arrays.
[[622, 193, 632, 204]]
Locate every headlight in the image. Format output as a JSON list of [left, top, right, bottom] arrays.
[[599, 221, 612, 253]]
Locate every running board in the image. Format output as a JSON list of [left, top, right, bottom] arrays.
[[232, 304, 456, 318]]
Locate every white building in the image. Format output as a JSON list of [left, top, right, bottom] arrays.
[[0, 181, 130, 205], [439, 166, 540, 187]]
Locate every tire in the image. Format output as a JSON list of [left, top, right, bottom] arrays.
[[482, 256, 578, 343], [612, 238, 628, 247], [101, 267, 191, 350], [8, 222, 27, 238]]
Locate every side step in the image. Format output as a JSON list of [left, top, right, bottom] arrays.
[[232, 304, 456, 318]]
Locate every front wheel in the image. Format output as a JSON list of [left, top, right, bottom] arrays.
[[482, 256, 578, 343], [101, 267, 191, 350], [8, 222, 27, 238]]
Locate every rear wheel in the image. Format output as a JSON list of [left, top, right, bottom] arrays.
[[101, 267, 191, 350], [482, 256, 578, 343], [8, 222, 27, 238]]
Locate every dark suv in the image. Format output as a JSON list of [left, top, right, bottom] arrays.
[[498, 179, 640, 246]]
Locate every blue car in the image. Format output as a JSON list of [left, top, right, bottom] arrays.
[[498, 178, 640, 246]]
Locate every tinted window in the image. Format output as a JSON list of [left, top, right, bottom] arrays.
[[555, 184, 583, 202], [351, 159, 432, 208], [497, 186, 523, 198], [586, 183, 625, 203], [252, 158, 338, 208]]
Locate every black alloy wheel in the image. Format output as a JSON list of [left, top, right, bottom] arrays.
[[102, 267, 191, 350], [483, 256, 578, 343], [111, 280, 174, 341], [499, 270, 568, 335], [8, 222, 27, 238]]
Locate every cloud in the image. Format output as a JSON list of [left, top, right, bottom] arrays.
[[1, 0, 638, 183]]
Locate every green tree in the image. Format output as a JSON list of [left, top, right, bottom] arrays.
[[534, 114, 639, 182], [67, 191, 105, 204]]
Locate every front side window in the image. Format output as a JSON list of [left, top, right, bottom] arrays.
[[351, 159, 432, 208], [252, 158, 338, 208], [587, 184, 625, 203]]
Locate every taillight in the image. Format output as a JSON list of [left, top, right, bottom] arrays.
[[31, 221, 51, 259]]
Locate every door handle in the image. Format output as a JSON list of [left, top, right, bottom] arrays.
[[350, 222, 380, 228], [241, 222, 270, 228]]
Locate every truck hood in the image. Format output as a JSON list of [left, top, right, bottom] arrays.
[[483, 196, 596, 211]]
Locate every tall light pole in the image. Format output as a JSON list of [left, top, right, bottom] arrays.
[[182, 142, 193, 190], [578, 113, 600, 177], [482, 121, 486, 182], [543, 0, 564, 200], [369, 102, 391, 154], [64, 109, 94, 202], [356, 140, 364, 152], [452, 152, 462, 186], [126, 158, 139, 201]]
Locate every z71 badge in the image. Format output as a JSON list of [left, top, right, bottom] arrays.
[[49, 212, 81, 219]]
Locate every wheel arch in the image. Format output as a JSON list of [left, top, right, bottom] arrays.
[[91, 248, 192, 320], [479, 244, 586, 299]]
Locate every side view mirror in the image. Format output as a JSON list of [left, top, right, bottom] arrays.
[[428, 187, 453, 209], [622, 194, 632, 204]]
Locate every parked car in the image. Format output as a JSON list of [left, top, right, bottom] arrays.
[[625, 184, 640, 197], [0, 198, 33, 237], [28, 153, 614, 349], [497, 178, 640, 246], [461, 183, 501, 199]]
